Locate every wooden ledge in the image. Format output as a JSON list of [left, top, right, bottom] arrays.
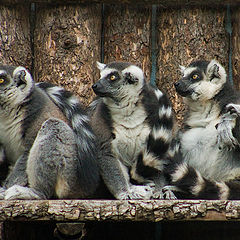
[[1, 200, 240, 222]]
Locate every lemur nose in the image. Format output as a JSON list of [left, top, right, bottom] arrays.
[[92, 84, 98, 89], [174, 82, 180, 87]]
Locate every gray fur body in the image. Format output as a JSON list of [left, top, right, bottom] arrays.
[[0, 65, 99, 200]]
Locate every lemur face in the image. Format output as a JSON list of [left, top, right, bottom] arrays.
[[92, 61, 145, 101], [174, 60, 227, 102], [0, 65, 34, 105]]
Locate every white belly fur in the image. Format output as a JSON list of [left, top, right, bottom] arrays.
[[181, 120, 240, 181]]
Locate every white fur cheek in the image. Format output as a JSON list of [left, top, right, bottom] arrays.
[[194, 81, 220, 101]]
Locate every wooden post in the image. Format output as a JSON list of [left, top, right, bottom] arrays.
[[0, 5, 32, 70], [156, 6, 229, 123], [103, 5, 151, 80], [33, 3, 102, 105]]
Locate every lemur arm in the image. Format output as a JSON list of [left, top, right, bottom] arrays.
[[3, 152, 28, 189], [217, 103, 240, 150]]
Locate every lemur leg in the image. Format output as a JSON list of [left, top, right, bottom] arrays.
[[3, 152, 29, 199], [5, 118, 82, 200], [99, 145, 152, 200]]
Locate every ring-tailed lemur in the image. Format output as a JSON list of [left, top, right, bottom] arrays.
[[164, 59, 240, 200], [0, 65, 99, 200], [89, 61, 177, 199]]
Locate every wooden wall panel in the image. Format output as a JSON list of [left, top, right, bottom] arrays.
[[0, 5, 32, 70], [103, 5, 151, 80], [34, 4, 102, 105], [156, 6, 229, 123], [232, 7, 240, 89]]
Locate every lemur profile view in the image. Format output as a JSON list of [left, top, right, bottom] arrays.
[[0, 65, 99, 200], [89, 61, 177, 199], [165, 59, 240, 200]]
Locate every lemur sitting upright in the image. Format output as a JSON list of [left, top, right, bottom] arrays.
[[0, 65, 99, 200], [89, 61, 177, 199], [165, 59, 240, 200]]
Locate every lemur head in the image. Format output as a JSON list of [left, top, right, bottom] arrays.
[[174, 59, 227, 102], [0, 65, 34, 106], [92, 61, 145, 103]]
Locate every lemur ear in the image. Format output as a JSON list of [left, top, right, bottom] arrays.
[[179, 65, 186, 74], [96, 61, 106, 71], [207, 60, 226, 83]]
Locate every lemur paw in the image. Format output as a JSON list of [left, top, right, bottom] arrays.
[[216, 113, 239, 150], [162, 186, 178, 200], [151, 191, 164, 199], [226, 103, 240, 115], [5, 185, 42, 200]]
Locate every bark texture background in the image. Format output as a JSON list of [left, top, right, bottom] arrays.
[[104, 5, 151, 80], [232, 7, 240, 89], [34, 4, 102, 105], [0, 5, 32, 70], [0, 2, 240, 240], [156, 6, 229, 123]]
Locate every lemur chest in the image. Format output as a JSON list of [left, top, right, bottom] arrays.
[[0, 112, 25, 164], [111, 106, 151, 167]]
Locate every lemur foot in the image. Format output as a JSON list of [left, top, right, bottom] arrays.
[[4, 185, 44, 200], [117, 185, 153, 200], [162, 186, 178, 200]]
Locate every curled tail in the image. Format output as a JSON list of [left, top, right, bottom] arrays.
[[166, 161, 240, 200], [37, 82, 99, 195], [131, 86, 177, 183]]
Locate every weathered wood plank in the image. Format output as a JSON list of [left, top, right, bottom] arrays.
[[34, 4, 102, 105], [2, 1, 240, 6], [103, 5, 151, 80], [1, 200, 240, 222], [156, 6, 229, 124]]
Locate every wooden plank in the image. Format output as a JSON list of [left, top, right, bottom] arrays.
[[0, 200, 240, 222], [232, 7, 240, 89], [156, 6, 229, 124], [2, 1, 240, 6], [0, 5, 32, 70], [103, 5, 151, 80], [33, 4, 102, 105]]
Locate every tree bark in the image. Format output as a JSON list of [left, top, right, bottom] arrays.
[[34, 3, 102, 106], [156, 6, 229, 124], [0, 199, 240, 222], [232, 7, 240, 89], [0, 5, 32, 71], [103, 5, 151, 80]]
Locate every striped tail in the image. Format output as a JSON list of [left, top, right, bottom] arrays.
[[131, 86, 177, 183], [166, 161, 240, 200], [37, 82, 99, 195]]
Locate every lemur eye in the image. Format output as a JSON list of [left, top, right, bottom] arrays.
[[192, 74, 199, 80], [0, 78, 5, 84], [110, 75, 116, 81]]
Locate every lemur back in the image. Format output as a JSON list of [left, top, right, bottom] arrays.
[[90, 61, 177, 199]]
